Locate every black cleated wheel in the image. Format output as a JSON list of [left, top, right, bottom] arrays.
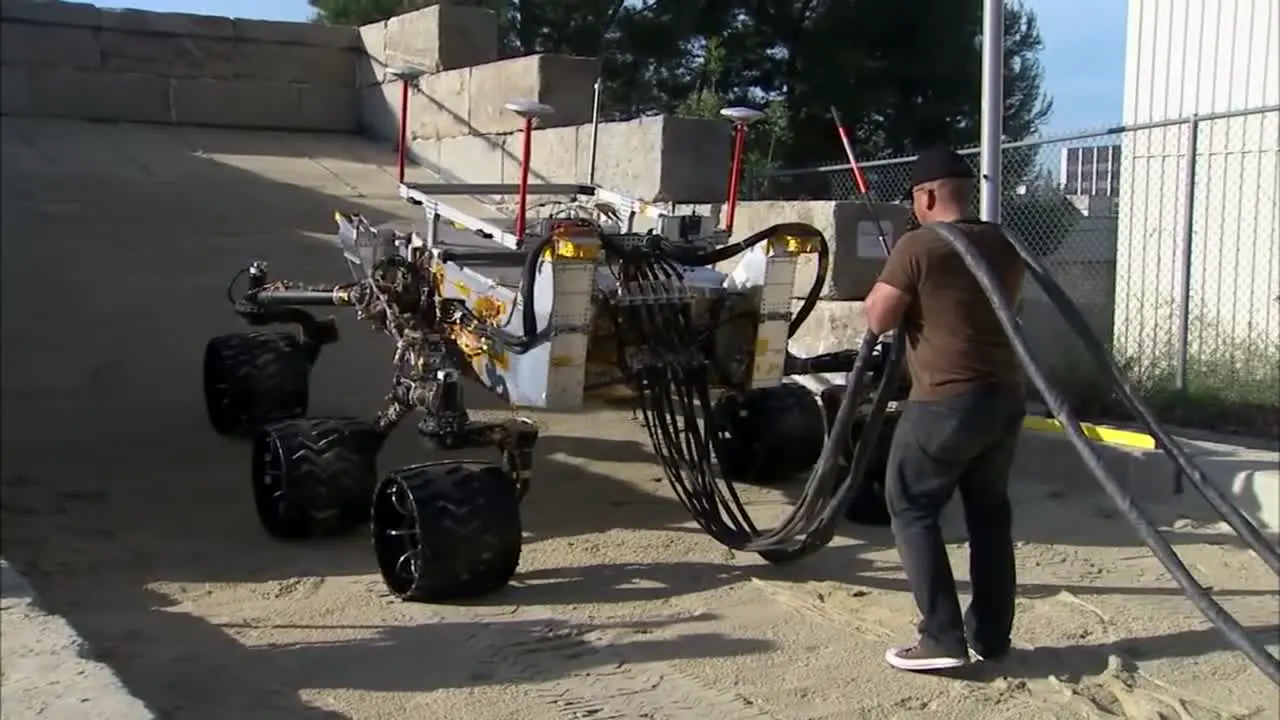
[[711, 384, 827, 486], [372, 461, 522, 603], [204, 331, 311, 437], [835, 411, 898, 527], [252, 417, 380, 539], [843, 474, 890, 526]]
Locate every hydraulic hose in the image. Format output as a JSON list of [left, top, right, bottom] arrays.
[[622, 212, 1280, 680], [662, 221, 831, 338], [1006, 237, 1280, 575], [910, 221, 1279, 685], [592, 232, 857, 552]]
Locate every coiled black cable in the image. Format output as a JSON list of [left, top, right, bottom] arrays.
[[1006, 236, 1280, 575], [610, 217, 1278, 682], [599, 239, 871, 554], [905, 222, 1279, 684], [662, 221, 831, 338]]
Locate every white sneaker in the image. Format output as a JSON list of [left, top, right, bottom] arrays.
[[884, 643, 969, 671]]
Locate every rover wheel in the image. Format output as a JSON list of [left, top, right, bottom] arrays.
[[252, 417, 380, 539], [372, 461, 522, 602], [204, 331, 310, 437], [758, 524, 836, 565], [711, 384, 827, 485], [839, 413, 897, 527]]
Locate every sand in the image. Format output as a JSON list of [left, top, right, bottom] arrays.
[[2, 117, 1277, 720]]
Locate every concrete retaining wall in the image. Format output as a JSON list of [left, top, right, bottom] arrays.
[[356, 5, 733, 202], [370, 116, 733, 203], [1012, 426, 1280, 533], [1, 0, 362, 131], [0, 1, 734, 203]]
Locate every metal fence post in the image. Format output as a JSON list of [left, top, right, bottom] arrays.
[[1174, 115, 1201, 392], [586, 76, 602, 186], [979, 0, 1004, 223]]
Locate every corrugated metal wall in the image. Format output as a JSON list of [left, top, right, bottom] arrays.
[[1115, 0, 1279, 399]]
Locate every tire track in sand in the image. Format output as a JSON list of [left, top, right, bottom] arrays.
[[466, 616, 780, 719]]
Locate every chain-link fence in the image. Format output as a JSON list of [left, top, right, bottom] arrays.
[[748, 105, 1280, 422]]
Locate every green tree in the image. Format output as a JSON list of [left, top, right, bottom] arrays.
[[311, 0, 1052, 174]]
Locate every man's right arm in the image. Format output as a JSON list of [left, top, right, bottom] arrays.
[[864, 229, 927, 335]]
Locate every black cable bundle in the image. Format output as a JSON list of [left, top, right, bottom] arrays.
[[920, 222, 1280, 685], [595, 230, 892, 556]]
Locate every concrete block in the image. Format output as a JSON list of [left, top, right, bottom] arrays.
[[99, 29, 236, 78], [657, 115, 732, 201], [356, 21, 386, 87], [170, 78, 300, 129], [98, 8, 235, 39], [0, 0, 100, 27], [405, 135, 442, 174], [730, 201, 910, 300], [233, 18, 359, 48], [502, 124, 581, 184], [383, 4, 497, 74], [411, 68, 471, 139], [588, 116, 664, 198], [0, 21, 100, 70], [536, 54, 599, 126], [297, 84, 359, 132], [387, 113, 733, 204], [0, 64, 31, 116], [467, 54, 596, 134], [360, 82, 401, 140], [1012, 429, 1280, 533], [787, 299, 867, 357], [1160, 437, 1280, 533], [232, 41, 355, 86], [590, 115, 730, 202], [1012, 431, 1163, 502], [24, 68, 170, 123], [730, 201, 836, 299], [435, 133, 506, 184]]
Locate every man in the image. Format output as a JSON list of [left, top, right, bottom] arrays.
[[863, 146, 1027, 672]]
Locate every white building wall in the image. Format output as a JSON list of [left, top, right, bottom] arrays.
[[1116, 0, 1279, 390]]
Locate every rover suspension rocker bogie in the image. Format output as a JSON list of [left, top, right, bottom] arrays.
[[200, 88, 907, 602]]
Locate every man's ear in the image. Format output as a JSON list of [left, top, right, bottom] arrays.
[[923, 189, 937, 212]]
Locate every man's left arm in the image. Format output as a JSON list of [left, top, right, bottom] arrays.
[[865, 231, 924, 335]]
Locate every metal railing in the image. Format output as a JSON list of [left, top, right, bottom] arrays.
[[748, 105, 1280, 412]]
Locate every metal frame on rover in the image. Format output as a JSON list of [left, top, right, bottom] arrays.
[[200, 62, 876, 602]]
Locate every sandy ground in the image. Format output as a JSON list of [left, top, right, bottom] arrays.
[[1, 118, 1277, 720]]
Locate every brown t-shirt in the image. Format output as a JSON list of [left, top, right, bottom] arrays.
[[876, 221, 1025, 401]]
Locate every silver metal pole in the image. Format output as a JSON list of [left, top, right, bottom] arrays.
[[1174, 116, 1200, 392], [587, 76, 602, 186], [979, 0, 1004, 222]]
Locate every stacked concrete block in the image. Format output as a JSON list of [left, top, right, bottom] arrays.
[[356, 3, 497, 88], [725, 200, 913, 356], [1, 0, 361, 131], [365, 53, 600, 142], [399, 115, 732, 204], [468, 54, 597, 133], [357, 4, 733, 203], [0, 0, 754, 205]]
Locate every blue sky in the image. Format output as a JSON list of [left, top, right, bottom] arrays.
[[92, 0, 1127, 136]]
